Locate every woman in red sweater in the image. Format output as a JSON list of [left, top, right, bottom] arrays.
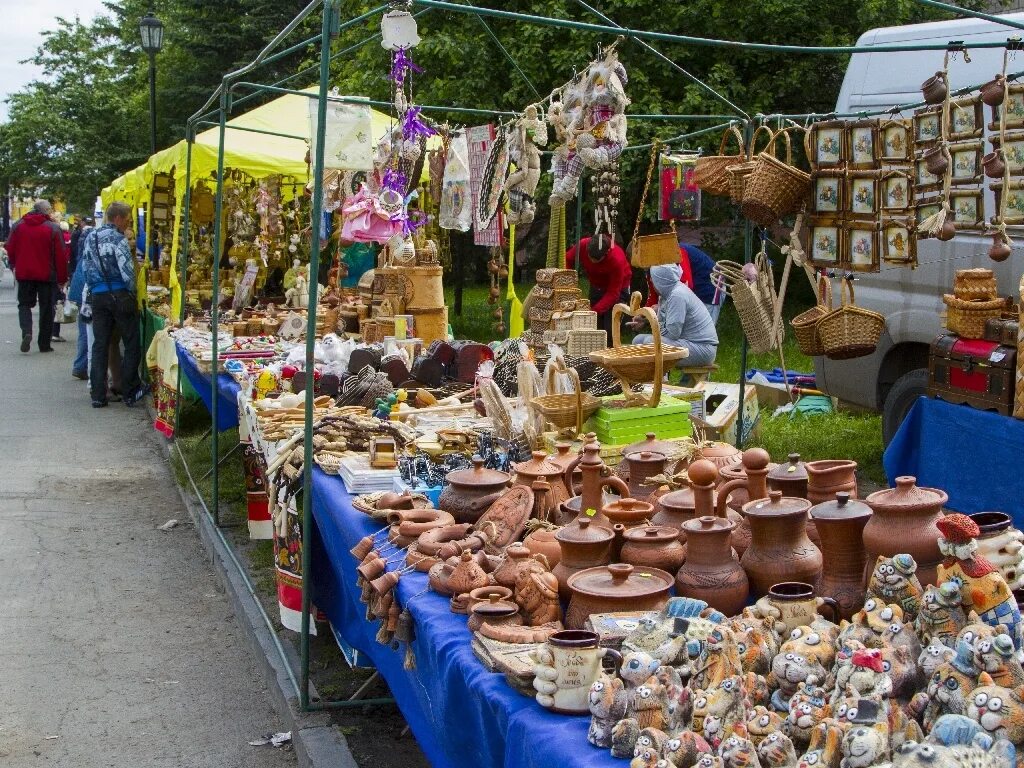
[[565, 234, 633, 342]]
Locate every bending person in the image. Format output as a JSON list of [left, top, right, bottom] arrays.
[[632, 263, 718, 367]]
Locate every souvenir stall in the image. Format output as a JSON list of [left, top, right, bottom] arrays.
[[164, 1, 1024, 767]]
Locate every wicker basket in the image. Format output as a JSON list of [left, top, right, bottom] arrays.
[[818, 278, 886, 360], [741, 127, 811, 226], [791, 274, 832, 357], [567, 329, 607, 357], [953, 268, 998, 302], [943, 294, 1010, 339], [530, 363, 600, 434], [571, 310, 598, 330], [632, 231, 682, 268], [727, 161, 757, 204], [543, 329, 569, 345], [536, 268, 577, 288], [693, 125, 746, 197], [552, 311, 575, 331], [711, 257, 782, 355]]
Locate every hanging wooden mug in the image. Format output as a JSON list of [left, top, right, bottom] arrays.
[[921, 71, 947, 104]]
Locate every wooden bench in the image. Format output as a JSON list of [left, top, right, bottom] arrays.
[[676, 363, 719, 385]]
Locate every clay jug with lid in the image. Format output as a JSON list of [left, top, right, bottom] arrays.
[[523, 479, 562, 568], [621, 525, 686, 574], [549, 442, 581, 494], [513, 451, 572, 510], [438, 455, 511, 523], [806, 459, 858, 505], [768, 453, 809, 499], [676, 515, 748, 617], [809, 492, 873, 620], [741, 491, 822, 596], [564, 443, 630, 528], [553, 517, 614, 600], [623, 450, 668, 501], [618, 432, 679, 481], [716, 448, 771, 556], [493, 543, 547, 590], [864, 476, 947, 586]]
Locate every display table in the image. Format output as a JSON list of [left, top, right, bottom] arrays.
[[884, 396, 1024, 522], [309, 468, 620, 768], [175, 344, 242, 432]]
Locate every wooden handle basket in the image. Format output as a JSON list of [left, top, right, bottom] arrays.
[[693, 125, 747, 197], [530, 360, 601, 435], [711, 255, 782, 355], [588, 291, 689, 407], [942, 294, 1010, 339], [791, 273, 832, 357], [741, 127, 811, 226], [725, 125, 770, 204], [819, 278, 886, 360]]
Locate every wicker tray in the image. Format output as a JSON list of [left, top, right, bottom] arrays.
[[530, 362, 600, 435]]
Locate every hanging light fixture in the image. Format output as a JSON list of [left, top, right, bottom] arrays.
[[139, 12, 165, 55], [380, 4, 420, 51]]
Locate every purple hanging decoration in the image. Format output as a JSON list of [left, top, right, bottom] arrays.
[[381, 167, 408, 196], [401, 106, 437, 140], [389, 48, 422, 86], [403, 209, 426, 237]]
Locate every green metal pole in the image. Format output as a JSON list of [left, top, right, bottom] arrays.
[[300, 0, 336, 713], [210, 92, 228, 525], [735, 121, 753, 449], [173, 135, 194, 438], [915, 0, 1024, 33], [194, 121, 308, 142], [575, 178, 584, 250]]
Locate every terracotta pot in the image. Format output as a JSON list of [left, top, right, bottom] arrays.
[[766, 581, 840, 633], [513, 451, 572, 510], [984, 150, 1006, 180], [557, 492, 616, 527], [565, 563, 673, 630], [652, 486, 699, 542], [466, 584, 514, 613], [938, 217, 957, 242], [523, 527, 562, 569], [969, 512, 1024, 591], [693, 441, 743, 477], [602, 497, 654, 559], [923, 145, 948, 176], [768, 453, 809, 499], [447, 551, 491, 602], [741, 491, 822, 596], [553, 517, 614, 600], [715, 448, 771, 555], [549, 442, 582, 494], [623, 450, 669, 500], [493, 543, 546, 590], [438, 456, 511, 524], [989, 232, 1012, 263], [563, 444, 630, 527], [467, 594, 522, 632], [676, 515, 748, 617], [981, 74, 1006, 107], [864, 476, 948, 586], [620, 525, 686, 573], [921, 71, 948, 104], [618, 433, 680, 482], [806, 459, 858, 505], [809, 492, 873, 620]]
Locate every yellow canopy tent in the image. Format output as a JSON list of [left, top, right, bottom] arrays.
[[101, 89, 398, 316]]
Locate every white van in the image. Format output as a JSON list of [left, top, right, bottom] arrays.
[[818, 13, 1024, 442]]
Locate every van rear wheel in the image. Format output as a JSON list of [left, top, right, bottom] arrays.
[[882, 368, 928, 446]]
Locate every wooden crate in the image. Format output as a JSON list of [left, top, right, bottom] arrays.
[[928, 333, 1016, 416]]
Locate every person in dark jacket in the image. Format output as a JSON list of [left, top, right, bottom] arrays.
[[6, 199, 69, 353]]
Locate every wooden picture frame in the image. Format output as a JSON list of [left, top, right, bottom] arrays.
[[948, 95, 984, 140], [914, 107, 944, 147], [914, 156, 943, 193], [847, 174, 880, 219], [846, 221, 881, 272], [847, 120, 879, 168], [881, 170, 913, 213], [991, 179, 1024, 225], [809, 121, 845, 168], [993, 130, 1024, 175], [811, 172, 845, 214], [808, 216, 843, 268], [881, 216, 917, 266], [949, 141, 983, 185], [880, 119, 912, 162], [949, 189, 984, 230], [915, 196, 943, 239], [1000, 84, 1024, 131]]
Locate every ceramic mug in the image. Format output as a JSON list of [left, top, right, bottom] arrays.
[[532, 630, 622, 714], [766, 581, 840, 633]]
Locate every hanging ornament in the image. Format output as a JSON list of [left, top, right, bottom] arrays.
[[381, 8, 420, 52]]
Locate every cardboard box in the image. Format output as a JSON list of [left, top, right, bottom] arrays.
[[690, 381, 760, 445]]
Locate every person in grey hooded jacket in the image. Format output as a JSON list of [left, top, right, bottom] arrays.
[[632, 263, 718, 367]]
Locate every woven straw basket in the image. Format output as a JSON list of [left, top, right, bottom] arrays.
[[694, 125, 747, 197], [741, 127, 811, 226], [819, 278, 885, 360], [791, 274, 832, 357], [942, 294, 1009, 339], [530, 362, 600, 435]]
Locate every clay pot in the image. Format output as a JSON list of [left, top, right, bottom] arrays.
[[864, 476, 948, 586], [438, 456, 511, 523], [619, 433, 680, 479], [809, 492, 873, 620], [923, 145, 948, 176], [805, 459, 858, 505], [676, 515, 748, 617], [466, 584, 514, 613], [693, 441, 743, 477], [493, 543, 546, 590], [970, 512, 1024, 591], [989, 232, 1013, 263], [938, 217, 956, 242], [981, 74, 1006, 107], [623, 450, 669, 500], [564, 563, 673, 630], [549, 442, 582, 494], [620, 525, 687, 573], [564, 444, 630, 528], [984, 150, 1006, 180], [741, 491, 822, 596], [921, 71, 948, 104], [553, 517, 614, 600], [768, 453, 810, 499], [557, 492, 617, 527], [602, 497, 655, 559], [467, 594, 522, 633], [652, 486, 699, 542], [716, 448, 771, 555], [513, 451, 572, 510], [523, 527, 562, 570]]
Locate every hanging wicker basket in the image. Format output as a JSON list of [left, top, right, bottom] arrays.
[[741, 127, 811, 226], [818, 278, 886, 360], [791, 274, 832, 357], [711, 256, 782, 355], [725, 126, 770, 205], [693, 125, 747, 197]]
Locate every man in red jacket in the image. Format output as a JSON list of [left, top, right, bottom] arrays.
[[7, 200, 69, 353], [565, 234, 633, 342]]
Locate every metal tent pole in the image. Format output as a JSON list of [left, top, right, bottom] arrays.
[[173, 136, 194, 438], [210, 91, 228, 525], [735, 121, 753, 449]]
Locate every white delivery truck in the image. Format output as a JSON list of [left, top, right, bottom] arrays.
[[817, 13, 1024, 443]]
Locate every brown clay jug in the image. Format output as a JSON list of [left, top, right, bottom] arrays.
[[989, 232, 1012, 263], [676, 515, 748, 617], [549, 442, 581, 495], [921, 71, 947, 104], [981, 74, 1006, 107], [652, 485, 699, 542], [623, 450, 669, 501], [741, 491, 822, 596], [863, 476, 947, 586], [602, 497, 655, 560], [809, 492, 873, 620], [620, 525, 686, 574], [715, 448, 771, 556], [563, 443, 630, 528], [984, 150, 1006, 180], [806, 459, 858, 505], [768, 453, 810, 499], [618, 433, 679, 481], [493, 543, 546, 590], [512, 451, 572, 510], [553, 517, 614, 600]]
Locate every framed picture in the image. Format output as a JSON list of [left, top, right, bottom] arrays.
[[847, 174, 879, 218], [881, 217, 917, 266], [914, 107, 944, 147], [881, 171, 913, 212], [808, 216, 843, 267], [848, 120, 879, 167], [948, 96, 983, 140], [914, 156, 943, 192], [1002, 84, 1024, 130], [847, 222, 881, 272], [949, 142, 983, 185], [995, 131, 1024, 174], [811, 173, 844, 213], [880, 119, 912, 162], [949, 189, 984, 229], [809, 121, 845, 168], [915, 197, 943, 238], [992, 180, 1024, 224]]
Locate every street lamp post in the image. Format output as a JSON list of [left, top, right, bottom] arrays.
[[139, 11, 164, 156]]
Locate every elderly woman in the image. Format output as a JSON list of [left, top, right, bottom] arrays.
[[632, 263, 718, 367]]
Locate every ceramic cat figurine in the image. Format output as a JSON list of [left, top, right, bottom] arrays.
[[770, 649, 828, 712], [881, 644, 925, 702], [832, 695, 923, 752], [732, 622, 775, 676], [758, 732, 798, 768], [696, 625, 746, 690], [893, 738, 1017, 768], [839, 723, 890, 768], [720, 735, 764, 768], [913, 650, 981, 733], [747, 705, 787, 747], [918, 636, 955, 680], [797, 719, 845, 768], [973, 633, 1024, 688], [631, 727, 670, 768], [788, 683, 833, 749], [867, 554, 925, 621], [589, 676, 628, 748], [695, 675, 750, 750], [831, 648, 894, 704], [915, 582, 967, 647], [663, 731, 713, 768], [965, 671, 1024, 746]]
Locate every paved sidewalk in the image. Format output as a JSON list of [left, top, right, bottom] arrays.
[[0, 271, 296, 767]]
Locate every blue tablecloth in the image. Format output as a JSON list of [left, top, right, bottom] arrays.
[[309, 468, 622, 768], [883, 397, 1024, 523], [175, 344, 242, 432]]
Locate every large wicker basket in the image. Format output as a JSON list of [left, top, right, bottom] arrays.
[[741, 127, 811, 226], [530, 362, 600, 435], [711, 256, 782, 355], [589, 292, 688, 407], [791, 274, 832, 357], [725, 126, 770, 204], [693, 125, 747, 197], [818, 278, 886, 360], [942, 294, 1009, 339]]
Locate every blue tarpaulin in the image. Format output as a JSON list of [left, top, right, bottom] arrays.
[[883, 397, 1024, 523], [309, 468, 622, 768], [175, 343, 242, 432]]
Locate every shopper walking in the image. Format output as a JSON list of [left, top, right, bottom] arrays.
[[80, 201, 148, 408], [6, 199, 68, 353], [50, 220, 73, 343]]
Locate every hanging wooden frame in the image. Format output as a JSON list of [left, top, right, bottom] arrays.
[[949, 141, 984, 185], [913, 106, 943, 148], [846, 173, 880, 220], [880, 119, 913, 162], [948, 95, 984, 141], [808, 121, 846, 169], [880, 169, 913, 213], [847, 120, 879, 168], [810, 171, 845, 214], [807, 215, 843, 268], [914, 156, 943, 195], [990, 179, 1024, 225], [915, 196, 943, 238], [881, 216, 917, 266], [991, 130, 1024, 175], [845, 220, 881, 272], [949, 188, 984, 230], [989, 84, 1024, 131]]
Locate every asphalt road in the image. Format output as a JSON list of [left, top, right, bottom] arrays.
[[0, 269, 296, 767]]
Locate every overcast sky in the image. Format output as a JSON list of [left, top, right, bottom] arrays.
[[0, 0, 111, 121]]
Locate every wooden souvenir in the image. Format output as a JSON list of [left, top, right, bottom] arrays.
[[949, 141, 984, 185], [948, 95, 984, 140], [991, 130, 1024, 174], [847, 120, 879, 168], [810, 172, 844, 214], [991, 83, 1024, 130], [913, 106, 944, 147], [880, 118, 912, 162], [928, 333, 1017, 416], [914, 197, 943, 239], [846, 174, 880, 219], [949, 189, 984, 230], [991, 179, 1024, 224], [808, 121, 845, 169], [369, 436, 398, 469], [880, 170, 913, 213], [807, 216, 843, 268], [881, 216, 917, 266], [914, 156, 943, 194], [846, 221, 882, 272]]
